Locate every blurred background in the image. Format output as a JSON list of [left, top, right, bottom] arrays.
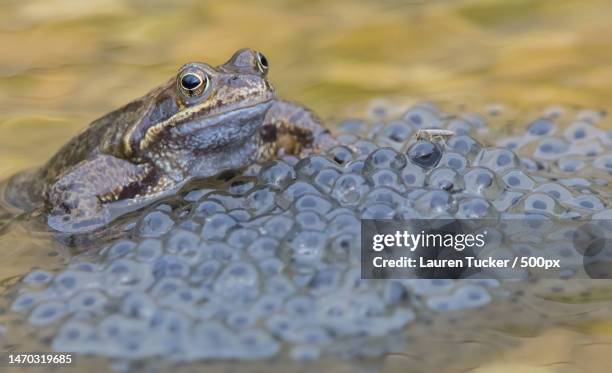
[[1, 0, 611, 177]]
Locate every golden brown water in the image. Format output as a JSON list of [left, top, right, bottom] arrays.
[[1, 1, 612, 372]]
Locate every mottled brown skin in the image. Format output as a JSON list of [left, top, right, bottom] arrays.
[[5, 48, 335, 233]]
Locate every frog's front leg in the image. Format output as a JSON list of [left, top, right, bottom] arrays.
[[45, 154, 157, 233], [258, 100, 338, 160]]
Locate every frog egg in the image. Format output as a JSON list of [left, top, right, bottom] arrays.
[[53, 270, 91, 297], [192, 199, 226, 218], [520, 192, 564, 215], [402, 105, 442, 128], [245, 236, 279, 259], [576, 109, 606, 123], [447, 135, 483, 159], [294, 211, 326, 232], [28, 301, 67, 326], [103, 259, 153, 296], [328, 213, 360, 236], [166, 229, 200, 253], [250, 293, 283, 318], [407, 141, 443, 169], [68, 290, 108, 315], [457, 197, 496, 219], [526, 118, 556, 137], [564, 120, 602, 141], [11, 291, 46, 312], [201, 213, 237, 240], [427, 167, 463, 192], [227, 178, 255, 195], [361, 203, 396, 219], [496, 136, 530, 153], [463, 167, 504, 199], [439, 152, 469, 171], [151, 277, 188, 299], [205, 192, 244, 210], [446, 118, 474, 136], [383, 281, 408, 306], [290, 344, 321, 362], [535, 182, 574, 202], [293, 193, 333, 214], [556, 158, 586, 173], [261, 215, 294, 239], [137, 210, 175, 238], [238, 329, 281, 359], [265, 275, 297, 299], [593, 155, 612, 172], [288, 230, 327, 268], [22, 270, 54, 286], [52, 321, 98, 353], [119, 291, 156, 320], [344, 160, 366, 175], [189, 260, 221, 285], [223, 309, 257, 330], [329, 233, 359, 263], [285, 325, 332, 346], [266, 313, 300, 340], [257, 160, 296, 189], [244, 187, 278, 216], [363, 148, 407, 173], [295, 155, 340, 179], [135, 239, 163, 262], [189, 321, 237, 355], [213, 262, 260, 302], [376, 120, 414, 147], [152, 255, 190, 279], [404, 279, 455, 296], [226, 228, 259, 250], [534, 137, 570, 160], [426, 285, 491, 312], [202, 242, 239, 261], [461, 112, 487, 130], [338, 118, 368, 134], [368, 169, 405, 192], [326, 145, 355, 166], [401, 164, 426, 187], [104, 239, 137, 260], [364, 187, 408, 208], [311, 167, 342, 195], [335, 133, 359, 146], [520, 157, 541, 172], [332, 174, 370, 206], [503, 169, 536, 190], [150, 309, 192, 340], [413, 190, 457, 216], [282, 180, 322, 202], [284, 294, 316, 318], [571, 195, 605, 211], [474, 147, 520, 172], [352, 140, 380, 159]]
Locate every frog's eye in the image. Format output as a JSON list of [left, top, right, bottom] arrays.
[[178, 72, 209, 97], [256, 52, 269, 74]]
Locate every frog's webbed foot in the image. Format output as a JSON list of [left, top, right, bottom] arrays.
[[258, 100, 338, 161], [46, 154, 153, 233]]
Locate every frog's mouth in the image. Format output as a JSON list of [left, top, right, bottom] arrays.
[[166, 99, 274, 152]]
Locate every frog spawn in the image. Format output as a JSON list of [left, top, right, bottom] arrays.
[[9, 103, 611, 364]]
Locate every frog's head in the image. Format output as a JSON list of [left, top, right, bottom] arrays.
[[122, 48, 275, 170]]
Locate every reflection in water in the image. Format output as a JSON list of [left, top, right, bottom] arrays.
[[0, 0, 612, 371]]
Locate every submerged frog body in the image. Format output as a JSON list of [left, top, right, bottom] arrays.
[[5, 49, 335, 233]]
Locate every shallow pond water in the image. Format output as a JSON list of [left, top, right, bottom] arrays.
[[1, 1, 612, 372]]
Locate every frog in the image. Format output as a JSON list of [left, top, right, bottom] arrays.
[[3, 48, 336, 234]]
